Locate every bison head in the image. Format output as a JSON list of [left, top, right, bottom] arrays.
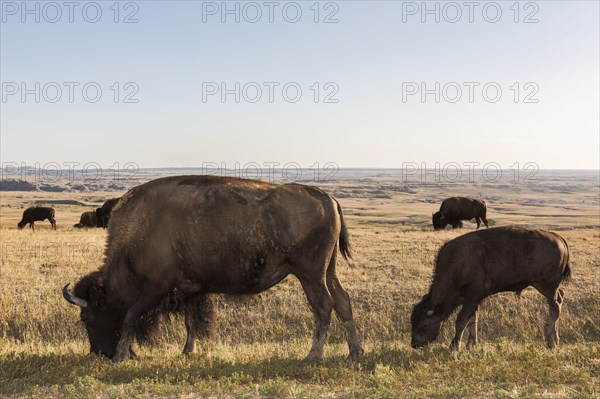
[[410, 293, 445, 348], [17, 221, 26, 229], [62, 280, 123, 358], [432, 212, 447, 230]]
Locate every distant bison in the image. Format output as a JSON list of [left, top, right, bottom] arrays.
[[95, 198, 120, 228], [74, 211, 98, 228], [432, 197, 488, 230], [17, 207, 56, 230], [411, 227, 571, 351]]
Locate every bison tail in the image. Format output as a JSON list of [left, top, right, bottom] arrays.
[[558, 234, 572, 282], [335, 200, 352, 260], [563, 263, 572, 282]]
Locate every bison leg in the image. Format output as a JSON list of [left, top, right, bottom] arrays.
[[544, 291, 562, 349], [475, 217, 481, 229], [113, 283, 170, 363], [532, 284, 563, 348], [466, 307, 479, 347], [450, 299, 481, 351], [183, 293, 215, 354], [298, 276, 334, 362], [326, 252, 363, 361], [29, 222, 35, 231], [481, 215, 489, 228], [50, 217, 56, 230]]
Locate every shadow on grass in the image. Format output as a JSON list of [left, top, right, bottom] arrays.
[[0, 345, 448, 396]]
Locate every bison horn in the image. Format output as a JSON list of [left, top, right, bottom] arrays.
[[426, 310, 434, 316], [62, 284, 88, 307]]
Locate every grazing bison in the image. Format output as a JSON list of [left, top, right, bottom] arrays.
[[432, 197, 489, 230], [95, 198, 120, 228], [17, 207, 56, 230], [411, 226, 571, 351], [62, 175, 363, 362], [74, 211, 98, 228]]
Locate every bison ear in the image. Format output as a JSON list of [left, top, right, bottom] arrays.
[[89, 286, 101, 307]]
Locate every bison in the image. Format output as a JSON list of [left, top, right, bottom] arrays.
[[62, 175, 363, 363], [74, 211, 98, 228], [95, 198, 120, 228], [411, 226, 571, 351], [17, 206, 56, 230], [432, 197, 489, 230]]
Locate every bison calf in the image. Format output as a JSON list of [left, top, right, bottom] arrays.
[[411, 226, 571, 350], [432, 197, 488, 230], [17, 207, 56, 230]]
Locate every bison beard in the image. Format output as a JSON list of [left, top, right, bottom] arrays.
[[63, 275, 216, 358], [63, 175, 362, 363], [135, 289, 216, 347]]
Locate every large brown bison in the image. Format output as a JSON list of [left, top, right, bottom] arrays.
[[95, 198, 120, 228], [74, 211, 98, 228], [17, 207, 56, 230], [411, 227, 571, 351], [62, 176, 363, 362], [432, 197, 488, 230]]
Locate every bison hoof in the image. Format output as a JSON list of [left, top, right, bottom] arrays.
[[347, 348, 364, 363], [129, 347, 138, 359], [304, 353, 324, 363], [112, 351, 130, 363], [466, 340, 477, 349], [449, 341, 461, 351], [183, 343, 196, 354]]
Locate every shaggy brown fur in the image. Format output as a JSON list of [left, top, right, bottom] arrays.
[[432, 197, 488, 230], [73, 211, 98, 228], [95, 198, 120, 228], [64, 175, 362, 362], [17, 207, 56, 230], [412, 226, 571, 350]]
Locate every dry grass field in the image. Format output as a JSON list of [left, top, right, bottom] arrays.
[[0, 169, 598, 398]]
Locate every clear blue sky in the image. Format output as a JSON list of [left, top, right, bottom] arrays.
[[1, 1, 598, 169]]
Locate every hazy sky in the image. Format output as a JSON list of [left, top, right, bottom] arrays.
[[1, 1, 599, 169]]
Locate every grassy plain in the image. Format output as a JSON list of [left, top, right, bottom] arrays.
[[0, 169, 598, 398]]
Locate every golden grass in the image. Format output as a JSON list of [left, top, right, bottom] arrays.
[[1, 171, 599, 397], [1, 224, 598, 398]]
